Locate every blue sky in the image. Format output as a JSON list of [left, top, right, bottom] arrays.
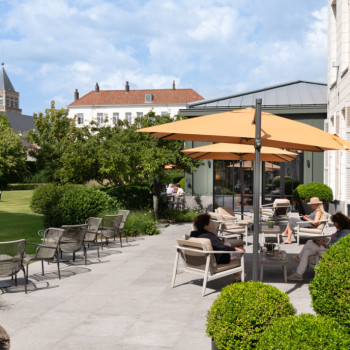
[[0, 0, 327, 116]]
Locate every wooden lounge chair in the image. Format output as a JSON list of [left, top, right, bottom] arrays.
[[260, 199, 291, 222], [294, 212, 331, 245], [172, 237, 244, 296]]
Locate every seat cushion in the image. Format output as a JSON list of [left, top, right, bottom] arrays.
[[213, 256, 241, 273], [299, 228, 322, 234]]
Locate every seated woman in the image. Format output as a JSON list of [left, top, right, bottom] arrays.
[[281, 197, 324, 244], [190, 213, 245, 264], [288, 212, 350, 281]]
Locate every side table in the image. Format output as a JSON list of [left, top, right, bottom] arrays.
[[259, 250, 287, 283], [261, 225, 282, 248]]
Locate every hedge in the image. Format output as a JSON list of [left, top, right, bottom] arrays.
[[257, 314, 350, 350], [292, 182, 333, 202], [309, 234, 350, 331], [206, 281, 295, 349]]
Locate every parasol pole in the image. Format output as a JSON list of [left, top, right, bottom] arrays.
[[240, 159, 244, 219], [252, 98, 262, 281]]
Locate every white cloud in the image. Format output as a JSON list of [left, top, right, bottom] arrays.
[[0, 0, 328, 114]]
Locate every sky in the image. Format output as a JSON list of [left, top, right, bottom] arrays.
[[0, 0, 328, 116]]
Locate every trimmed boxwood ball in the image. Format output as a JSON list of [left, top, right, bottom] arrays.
[[206, 281, 295, 350], [292, 182, 333, 202], [257, 314, 350, 350], [309, 234, 350, 331]]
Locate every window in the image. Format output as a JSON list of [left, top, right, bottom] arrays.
[[113, 113, 119, 124], [0, 96, 2, 106], [97, 113, 104, 125], [10, 97, 14, 107], [125, 112, 132, 123], [161, 111, 169, 116], [77, 113, 84, 125], [15, 97, 18, 108], [145, 94, 153, 102], [6, 97, 9, 106], [136, 112, 143, 118]]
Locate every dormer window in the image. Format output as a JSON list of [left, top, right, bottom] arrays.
[[145, 94, 153, 103]]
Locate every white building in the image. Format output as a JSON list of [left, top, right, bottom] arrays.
[[326, 0, 350, 214], [68, 81, 204, 126]]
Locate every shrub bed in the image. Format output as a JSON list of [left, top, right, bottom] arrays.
[[257, 314, 350, 350], [158, 208, 199, 223], [106, 184, 152, 210], [31, 184, 115, 227], [124, 210, 160, 236], [293, 182, 333, 202], [206, 281, 295, 349], [309, 234, 350, 331]]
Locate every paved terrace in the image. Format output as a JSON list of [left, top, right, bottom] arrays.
[[1, 221, 332, 350]]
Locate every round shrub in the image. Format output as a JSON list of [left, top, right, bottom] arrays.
[[32, 184, 115, 227], [257, 314, 350, 350], [272, 176, 300, 195], [309, 234, 350, 331], [30, 183, 60, 214], [293, 182, 333, 202], [206, 281, 295, 349]]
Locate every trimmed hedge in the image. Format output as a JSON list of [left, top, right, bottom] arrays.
[[31, 183, 115, 227], [6, 183, 41, 191], [206, 281, 295, 349], [257, 314, 350, 350], [309, 234, 350, 331], [272, 176, 300, 195], [293, 182, 333, 202], [106, 184, 152, 210]]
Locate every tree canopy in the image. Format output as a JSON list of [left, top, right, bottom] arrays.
[[29, 103, 201, 186], [0, 114, 26, 188]]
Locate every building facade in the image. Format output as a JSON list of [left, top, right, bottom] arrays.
[[0, 62, 34, 134], [180, 81, 327, 211], [68, 81, 204, 125], [326, 0, 350, 214]]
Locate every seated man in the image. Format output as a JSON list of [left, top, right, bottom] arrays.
[[288, 212, 350, 281], [190, 213, 245, 264]]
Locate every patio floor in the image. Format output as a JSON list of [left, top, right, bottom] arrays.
[[0, 220, 329, 350]]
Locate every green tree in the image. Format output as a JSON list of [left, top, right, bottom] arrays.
[[0, 114, 26, 188], [29, 101, 77, 182]]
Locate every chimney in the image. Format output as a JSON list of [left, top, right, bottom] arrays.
[[74, 89, 79, 101], [125, 81, 130, 92], [172, 80, 176, 90], [95, 82, 99, 93]]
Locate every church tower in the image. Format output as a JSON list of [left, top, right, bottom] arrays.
[[0, 62, 22, 114]]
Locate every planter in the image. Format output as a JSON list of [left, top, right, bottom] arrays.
[[211, 339, 220, 350]]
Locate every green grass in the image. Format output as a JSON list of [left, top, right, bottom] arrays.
[[0, 190, 44, 247]]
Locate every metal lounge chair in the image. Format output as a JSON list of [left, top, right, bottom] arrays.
[[24, 228, 64, 293], [172, 237, 245, 296], [100, 215, 123, 247], [0, 239, 26, 290], [85, 217, 103, 258], [60, 224, 88, 264], [294, 212, 331, 245], [116, 210, 130, 243]]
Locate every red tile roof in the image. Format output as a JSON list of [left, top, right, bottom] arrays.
[[69, 88, 204, 106]]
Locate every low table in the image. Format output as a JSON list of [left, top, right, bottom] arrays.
[[259, 250, 287, 283], [261, 225, 282, 247]]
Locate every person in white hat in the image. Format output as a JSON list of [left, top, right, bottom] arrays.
[[288, 212, 350, 281], [281, 197, 325, 244]]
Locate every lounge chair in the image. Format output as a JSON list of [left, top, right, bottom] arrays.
[[260, 199, 291, 222], [24, 228, 64, 293], [60, 224, 88, 264], [172, 237, 244, 296], [294, 212, 331, 245], [0, 239, 26, 289], [85, 217, 103, 258], [100, 215, 123, 246]]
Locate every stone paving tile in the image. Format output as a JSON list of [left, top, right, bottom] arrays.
[[0, 219, 331, 350]]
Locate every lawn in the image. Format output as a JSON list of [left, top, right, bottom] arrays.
[[0, 190, 44, 246]]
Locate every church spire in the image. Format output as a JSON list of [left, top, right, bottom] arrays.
[[0, 62, 16, 92]]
